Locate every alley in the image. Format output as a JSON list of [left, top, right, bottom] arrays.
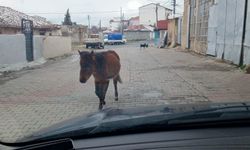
[[1, 42, 250, 142]]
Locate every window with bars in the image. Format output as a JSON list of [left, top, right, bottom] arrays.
[[196, 0, 209, 42], [189, 0, 196, 38]]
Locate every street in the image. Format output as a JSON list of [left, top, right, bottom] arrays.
[[1, 42, 250, 142]]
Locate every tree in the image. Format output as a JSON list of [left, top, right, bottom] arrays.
[[63, 9, 72, 25]]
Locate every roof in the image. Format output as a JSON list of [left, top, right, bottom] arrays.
[[129, 16, 139, 21], [0, 6, 55, 29], [157, 20, 168, 30], [125, 25, 151, 31], [139, 3, 172, 11]]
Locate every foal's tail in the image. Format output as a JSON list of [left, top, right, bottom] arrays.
[[116, 74, 122, 83]]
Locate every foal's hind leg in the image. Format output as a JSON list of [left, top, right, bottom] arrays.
[[113, 78, 118, 101]]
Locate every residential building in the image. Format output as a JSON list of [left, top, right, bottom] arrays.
[[128, 16, 139, 26], [109, 17, 129, 32], [61, 25, 88, 44], [139, 3, 172, 26], [181, 0, 250, 65]]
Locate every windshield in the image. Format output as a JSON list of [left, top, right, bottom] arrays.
[[1, 0, 250, 144]]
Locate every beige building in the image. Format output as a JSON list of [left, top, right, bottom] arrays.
[[181, 0, 213, 54], [61, 25, 88, 44]]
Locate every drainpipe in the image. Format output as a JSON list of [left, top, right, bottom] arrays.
[[239, 0, 248, 66]]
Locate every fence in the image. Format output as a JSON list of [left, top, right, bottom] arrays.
[[0, 34, 72, 65]]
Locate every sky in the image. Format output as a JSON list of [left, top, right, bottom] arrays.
[[0, 0, 184, 27]]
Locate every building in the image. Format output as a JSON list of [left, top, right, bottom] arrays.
[[139, 3, 172, 26], [128, 16, 139, 26], [0, 6, 61, 36], [154, 20, 169, 48], [181, 0, 250, 65], [109, 17, 129, 32], [181, 0, 211, 54], [167, 17, 182, 47], [61, 24, 88, 44]]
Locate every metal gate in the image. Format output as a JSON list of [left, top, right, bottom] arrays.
[[21, 19, 34, 62]]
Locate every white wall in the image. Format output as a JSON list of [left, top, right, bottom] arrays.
[[139, 4, 171, 26], [124, 31, 151, 41], [42, 36, 72, 59], [0, 34, 26, 65], [0, 35, 72, 65], [244, 0, 250, 65], [206, 0, 245, 65], [33, 36, 44, 60]]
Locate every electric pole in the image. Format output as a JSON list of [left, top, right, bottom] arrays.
[[120, 7, 123, 33], [99, 19, 102, 31], [87, 15, 90, 35], [155, 3, 159, 28], [172, 0, 176, 17]]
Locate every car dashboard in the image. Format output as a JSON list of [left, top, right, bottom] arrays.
[[73, 127, 250, 150]]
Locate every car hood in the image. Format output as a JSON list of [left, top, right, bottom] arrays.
[[17, 102, 250, 143]]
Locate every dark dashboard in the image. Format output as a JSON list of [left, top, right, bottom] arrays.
[[73, 127, 250, 150]]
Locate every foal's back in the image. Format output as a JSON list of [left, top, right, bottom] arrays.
[[93, 50, 120, 80]]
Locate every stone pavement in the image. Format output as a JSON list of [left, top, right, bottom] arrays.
[[1, 42, 250, 142]]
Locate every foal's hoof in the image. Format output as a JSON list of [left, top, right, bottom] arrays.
[[115, 97, 118, 101], [99, 104, 103, 110]]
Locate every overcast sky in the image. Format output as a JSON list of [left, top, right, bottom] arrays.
[[0, 0, 184, 26]]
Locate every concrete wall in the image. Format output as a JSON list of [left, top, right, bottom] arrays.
[[124, 31, 151, 41], [177, 17, 182, 44], [243, 0, 250, 65], [0, 34, 26, 65], [181, 0, 210, 54], [61, 25, 87, 44], [206, 0, 246, 65], [181, 0, 190, 49], [42, 36, 72, 59], [168, 18, 180, 47], [0, 34, 72, 65], [33, 36, 45, 60], [207, 4, 218, 56]]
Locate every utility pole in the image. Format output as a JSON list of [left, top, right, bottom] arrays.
[[99, 19, 102, 31], [122, 13, 124, 34], [87, 15, 90, 35], [172, 0, 176, 17], [120, 7, 123, 33], [155, 3, 159, 28]]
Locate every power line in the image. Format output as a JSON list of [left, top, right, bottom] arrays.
[[25, 9, 138, 15]]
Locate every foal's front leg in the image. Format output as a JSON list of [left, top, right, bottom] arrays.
[[95, 81, 109, 110], [113, 79, 118, 101]]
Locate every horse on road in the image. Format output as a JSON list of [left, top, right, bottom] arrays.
[[78, 50, 122, 110]]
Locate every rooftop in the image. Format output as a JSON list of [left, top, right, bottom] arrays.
[[0, 6, 55, 29]]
